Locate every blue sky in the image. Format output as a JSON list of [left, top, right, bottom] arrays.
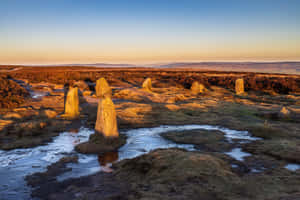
[[1, 0, 300, 64]]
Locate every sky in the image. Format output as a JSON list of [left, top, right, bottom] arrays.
[[0, 0, 300, 64]]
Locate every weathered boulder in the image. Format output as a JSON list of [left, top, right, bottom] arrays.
[[95, 96, 119, 138], [235, 78, 244, 95], [64, 87, 79, 119], [96, 78, 112, 98], [142, 78, 152, 92], [190, 81, 206, 94]]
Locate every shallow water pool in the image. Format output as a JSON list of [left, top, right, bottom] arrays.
[[0, 124, 261, 200]]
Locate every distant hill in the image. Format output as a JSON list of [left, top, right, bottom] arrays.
[[152, 62, 300, 75], [1, 62, 300, 75]]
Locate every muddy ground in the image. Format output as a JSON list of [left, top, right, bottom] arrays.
[[0, 67, 300, 199]]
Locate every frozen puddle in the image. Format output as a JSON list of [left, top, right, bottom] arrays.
[[60, 125, 261, 180], [0, 124, 260, 200], [0, 127, 93, 200], [225, 148, 252, 161], [120, 125, 260, 159], [30, 91, 49, 99], [285, 163, 300, 171]]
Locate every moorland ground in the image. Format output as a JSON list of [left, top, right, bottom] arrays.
[[1, 66, 300, 200]]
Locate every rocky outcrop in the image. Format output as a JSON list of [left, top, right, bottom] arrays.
[[64, 87, 79, 119], [190, 81, 206, 94], [96, 78, 112, 98], [142, 78, 152, 92], [235, 78, 244, 95], [95, 96, 119, 138]]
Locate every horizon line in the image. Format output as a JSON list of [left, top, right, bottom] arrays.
[[2, 60, 300, 66]]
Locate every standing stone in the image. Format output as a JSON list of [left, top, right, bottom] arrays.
[[64, 87, 80, 118], [142, 78, 152, 92], [95, 96, 119, 138], [96, 78, 112, 98], [191, 81, 206, 94], [235, 78, 244, 95]]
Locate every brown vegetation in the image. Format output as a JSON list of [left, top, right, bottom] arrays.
[[1, 66, 300, 199], [0, 76, 29, 108], [2, 66, 300, 94]]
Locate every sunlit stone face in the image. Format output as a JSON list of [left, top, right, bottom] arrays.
[[142, 78, 152, 92], [95, 96, 119, 138], [64, 87, 80, 119], [191, 81, 206, 94], [96, 78, 112, 98], [235, 78, 244, 95]]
